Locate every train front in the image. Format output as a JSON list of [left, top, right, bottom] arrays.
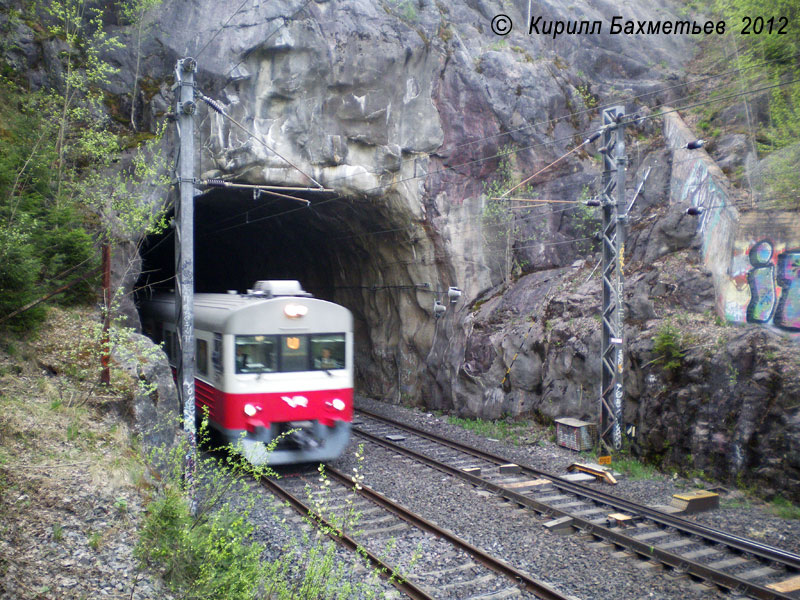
[[201, 284, 354, 465]]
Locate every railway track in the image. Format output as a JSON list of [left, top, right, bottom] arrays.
[[353, 408, 800, 600], [263, 464, 573, 600]]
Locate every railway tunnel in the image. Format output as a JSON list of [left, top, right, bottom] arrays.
[[137, 184, 454, 404]]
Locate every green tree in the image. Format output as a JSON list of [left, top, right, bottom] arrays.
[[482, 147, 539, 285], [0, 2, 169, 331], [120, 0, 164, 130], [713, 0, 800, 149]]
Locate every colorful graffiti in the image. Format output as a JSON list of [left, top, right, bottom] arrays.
[[725, 239, 800, 333]]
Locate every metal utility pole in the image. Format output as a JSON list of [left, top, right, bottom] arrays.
[[175, 58, 197, 452], [599, 106, 627, 451]]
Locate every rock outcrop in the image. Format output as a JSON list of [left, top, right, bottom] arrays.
[[9, 0, 799, 497]]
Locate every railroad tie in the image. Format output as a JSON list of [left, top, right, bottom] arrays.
[[767, 575, 800, 594], [737, 566, 780, 581]]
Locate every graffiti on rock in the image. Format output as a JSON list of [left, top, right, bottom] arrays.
[[725, 239, 800, 334], [745, 241, 776, 323], [775, 249, 800, 330]]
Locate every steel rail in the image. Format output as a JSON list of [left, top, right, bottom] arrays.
[[259, 475, 435, 600], [323, 466, 570, 600], [354, 410, 799, 600], [357, 408, 800, 568]]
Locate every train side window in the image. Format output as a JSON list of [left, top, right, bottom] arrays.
[[279, 335, 310, 372], [212, 334, 223, 374], [196, 339, 208, 375], [310, 334, 345, 370]]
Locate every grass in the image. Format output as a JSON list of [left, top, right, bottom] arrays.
[[611, 458, 659, 480], [1, 306, 407, 599], [446, 416, 537, 445], [769, 496, 800, 520]]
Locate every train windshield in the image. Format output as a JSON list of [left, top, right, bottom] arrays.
[[235, 335, 278, 374], [310, 334, 345, 371], [235, 333, 346, 373]]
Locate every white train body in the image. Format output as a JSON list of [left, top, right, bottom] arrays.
[[140, 281, 353, 465]]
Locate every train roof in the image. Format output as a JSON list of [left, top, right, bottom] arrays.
[[140, 291, 352, 334]]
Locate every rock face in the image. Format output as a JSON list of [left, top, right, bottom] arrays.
[[12, 1, 799, 496], [112, 334, 180, 452], [112, 0, 695, 404]]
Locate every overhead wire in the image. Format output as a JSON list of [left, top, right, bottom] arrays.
[[194, 0, 250, 60], [178, 56, 800, 248], [186, 9, 800, 215], [219, 0, 317, 86], [195, 44, 793, 201], [305, 48, 800, 190], [199, 92, 324, 188], [197, 67, 799, 219], [194, 0, 252, 60]]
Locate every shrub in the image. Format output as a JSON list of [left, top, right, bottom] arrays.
[[653, 321, 684, 373], [136, 428, 402, 599]]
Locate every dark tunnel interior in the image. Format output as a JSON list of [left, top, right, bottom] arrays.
[[139, 188, 362, 299], [135, 187, 435, 398]]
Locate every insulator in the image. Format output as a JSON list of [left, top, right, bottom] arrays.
[[584, 131, 602, 144], [201, 95, 225, 115], [204, 179, 227, 187], [447, 287, 462, 303]]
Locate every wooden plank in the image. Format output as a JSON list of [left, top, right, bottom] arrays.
[[767, 575, 800, 593], [567, 463, 617, 484], [607, 512, 632, 520], [607, 512, 633, 526]]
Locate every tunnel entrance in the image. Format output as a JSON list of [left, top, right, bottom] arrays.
[[137, 186, 441, 401]]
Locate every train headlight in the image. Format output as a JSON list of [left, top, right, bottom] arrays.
[[331, 398, 346, 411], [284, 303, 308, 318], [244, 404, 258, 417]]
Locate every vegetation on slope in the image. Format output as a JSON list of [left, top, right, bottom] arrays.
[[688, 0, 800, 204], [0, 0, 169, 334]]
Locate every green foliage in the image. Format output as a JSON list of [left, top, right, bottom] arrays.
[[704, 0, 800, 202], [571, 186, 600, 254], [0, 2, 170, 331], [387, 0, 418, 22], [137, 428, 403, 599], [613, 458, 658, 480], [482, 146, 541, 284], [653, 321, 685, 373], [137, 485, 267, 599], [447, 415, 536, 445], [770, 495, 800, 520], [0, 227, 46, 332], [575, 84, 598, 109], [119, 0, 164, 129]]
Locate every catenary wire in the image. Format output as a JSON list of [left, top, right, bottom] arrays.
[[191, 75, 800, 240], [194, 0, 252, 60], [197, 67, 798, 215]]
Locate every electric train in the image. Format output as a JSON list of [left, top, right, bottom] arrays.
[[139, 280, 353, 465]]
